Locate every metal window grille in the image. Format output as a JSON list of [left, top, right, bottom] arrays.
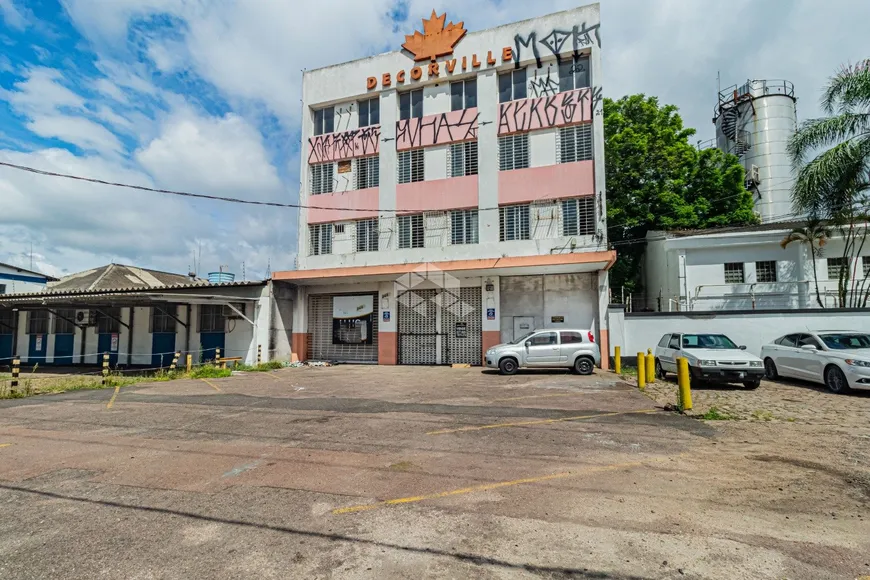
[[150, 306, 178, 334], [498, 134, 529, 171], [26, 310, 48, 334], [864, 256, 870, 277], [499, 205, 531, 241], [334, 224, 345, 234], [561, 197, 596, 236], [310, 163, 334, 195], [398, 214, 425, 248], [96, 308, 121, 334], [448, 141, 478, 177], [827, 257, 847, 280], [724, 263, 745, 284], [355, 156, 379, 189], [355, 218, 379, 252], [755, 261, 777, 283], [451, 210, 479, 244], [397, 149, 424, 184], [52, 309, 76, 334], [199, 305, 225, 333], [557, 124, 593, 163], [309, 223, 333, 256]]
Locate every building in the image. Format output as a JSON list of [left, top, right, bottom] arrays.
[[0, 262, 56, 295], [273, 3, 614, 366], [0, 263, 293, 368]]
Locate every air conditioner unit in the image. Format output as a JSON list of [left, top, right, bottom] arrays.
[[749, 165, 761, 185], [222, 305, 243, 320], [75, 309, 95, 326]]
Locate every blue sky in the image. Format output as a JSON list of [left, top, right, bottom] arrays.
[[0, 0, 867, 279]]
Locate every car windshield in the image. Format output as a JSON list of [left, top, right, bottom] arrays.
[[681, 334, 738, 350], [510, 331, 536, 344], [819, 333, 870, 349]]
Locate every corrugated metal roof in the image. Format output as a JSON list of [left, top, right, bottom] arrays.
[[0, 261, 59, 281], [47, 263, 201, 292], [0, 279, 267, 302]]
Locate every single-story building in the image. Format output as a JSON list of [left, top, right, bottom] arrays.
[[0, 262, 57, 295]]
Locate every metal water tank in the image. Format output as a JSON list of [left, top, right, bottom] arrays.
[[207, 272, 235, 284]]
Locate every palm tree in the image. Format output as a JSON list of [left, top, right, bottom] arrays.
[[780, 220, 830, 308]]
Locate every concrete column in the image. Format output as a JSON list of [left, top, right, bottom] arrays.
[[16, 311, 27, 362], [253, 286, 272, 364], [477, 69, 499, 244], [481, 275, 501, 360], [378, 281, 397, 364], [590, 38, 607, 244], [379, 89, 398, 250], [597, 269, 610, 369]]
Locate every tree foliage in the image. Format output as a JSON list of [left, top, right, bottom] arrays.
[[604, 95, 758, 292]]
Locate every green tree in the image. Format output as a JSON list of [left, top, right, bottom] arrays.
[[779, 219, 831, 308], [605, 95, 757, 295]]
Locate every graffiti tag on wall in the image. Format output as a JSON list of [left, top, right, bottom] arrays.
[[514, 22, 600, 68], [498, 87, 598, 135], [308, 126, 381, 164], [396, 108, 478, 150]]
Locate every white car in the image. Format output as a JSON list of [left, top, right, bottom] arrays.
[[654, 333, 765, 389], [760, 331, 870, 394]]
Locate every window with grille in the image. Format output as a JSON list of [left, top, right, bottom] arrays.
[[558, 124, 593, 163], [499, 205, 530, 241], [313, 106, 334, 136], [448, 141, 478, 177], [53, 309, 76, 334], [399, 89, 423, 120], [559, 55, 591, 92], [355, 156, 379, 189], [96, 308, 121, 334], [27, 310, 48, 334], [199, 305, 225, 333], [756, 261, 777, 283], [150, 306, 177, 334], [309, 223, 333, 256], [398, 214, 425, 248], [561, 197, 596, 236], [450, 79, 477, 111], [498, 69, 527, 103], [864, 256, 870, 277], [310, 163, 334, 195], [334, 224, 346, 234], [356, 218, 379, 252], [451, 210, 479, 245], [397, 149, 424, 184], [358, 97, 380, 127], [827, 257, 847, 279], [499, 134, 529, 171], [724, 263, 745, 284]]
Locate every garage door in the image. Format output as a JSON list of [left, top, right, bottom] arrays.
[[397, 287, 481, 366], [308, 293, 378, 363], [398, 289, 438, 365]]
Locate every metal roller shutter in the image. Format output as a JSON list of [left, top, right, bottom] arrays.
[[308, 293, 378, 363], [398, 289, 438, 365]]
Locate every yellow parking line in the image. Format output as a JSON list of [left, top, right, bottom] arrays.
[[201, 378, 222, 392], [0, 443, 12, 449], [427, 409, 658, 435], [264, 372, 282, 381], [106, 385, 120, 409], [493, 393, 580, 402]]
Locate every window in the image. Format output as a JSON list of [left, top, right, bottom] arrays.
[[96, 308, 120, 334], [334, 224, 346, 234], [313, 106, 334, 136], [199, 305, 225, 333], [798, 334, 822, 349], [0, 284, 5, 294], [449, 141, 478, 177], [355, 156, 379, 190], [724, 263, 745, 284], [397, 149, 424, 184], [0, 310, 12, 335], [559, 55, 590, 92], [398, 214, 425, 249], [310, 163, 334, 195], [451, 210, 478, 245], [668, 335, 681, 350], [561, 197, 596, 236], [358, 97, 380, 127], [820, 333, 870, 349], [150, 306, 177, 334], [309, 223, 333, 256], [498, 69, 527, 103], [528, 332, 557, 346], [658, 334, 671, 348], [864, 256, 870, 277], [27, 310, 48, 334], [399, 89, 423, 120], [450, 79, 477, 111], [499, 205, 530, 241], [558, 124, 593, 163], [827, 257, 847, 279], [756, 261, 777, 283], [53, 309, 76, 335], [356, 218, 379, 252], [777, 334, 799, 348], [498, 134, 529, 171], [561, 331, 584, 344]]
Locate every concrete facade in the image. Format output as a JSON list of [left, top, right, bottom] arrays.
[[0, 263, 54, 295]]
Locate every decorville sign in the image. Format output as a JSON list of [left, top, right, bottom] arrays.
[[366, 11, 512, 91]]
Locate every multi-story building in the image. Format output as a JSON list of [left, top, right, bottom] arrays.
[[274, 3, 615, 366]]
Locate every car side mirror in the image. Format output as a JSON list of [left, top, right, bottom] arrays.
[[524, 341, 530, 349], [739, 345, 747, 351], [801, 344, 817, 352]]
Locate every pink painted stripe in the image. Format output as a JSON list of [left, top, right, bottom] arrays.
[[307, 188, 379, 224], [308, 126, 380, 164], [498, 162, 594, 205], [396, 175, 478, 213], [397, 108, 478, 151], [498, 88, 593, 135]]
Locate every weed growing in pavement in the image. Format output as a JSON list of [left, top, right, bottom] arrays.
[[699, 407, 735, 421], [234, 361, 284, 372], [752, 409, 775, 421], [188, 365, 233, 379]]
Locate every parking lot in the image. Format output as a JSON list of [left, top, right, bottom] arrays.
[[0, 366, 868, 579]]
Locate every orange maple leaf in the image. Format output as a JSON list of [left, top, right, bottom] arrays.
[[402, 10, 467, 62]]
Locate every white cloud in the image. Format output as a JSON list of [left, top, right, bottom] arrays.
[[0, 0, 26, 30], [26, 115, 124, 155], [2, 67, 85, 114]]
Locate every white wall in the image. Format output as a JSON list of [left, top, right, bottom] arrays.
[[0, 264, 49, 294], [499, 273, 598, 343]]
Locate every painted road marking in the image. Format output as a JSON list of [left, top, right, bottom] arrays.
[[333, 458, 660, 515], [106, 386, 120, 409], [493, 392, 580, 402], [0, 443, 12, 449], [264, 372, 282, 381], [426, 409, 658, 435], [201, 378, 222, 392]]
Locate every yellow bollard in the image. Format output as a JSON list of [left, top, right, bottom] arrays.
[[646, 349, 655, 384], [186, 354, 192, 373], [11, 357, 20, 390], [677, 357, 693, 411], [637, 353, 646, 390], [614, 346, 621, 375]]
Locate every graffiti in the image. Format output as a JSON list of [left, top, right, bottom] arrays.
[[308, 125, 380, 164], [514, 22, 600, 68], [590, 85, 603, 115], [335, 104, 354, 132], [396, 108, 478, 150], [529, 66, 559, 98], [498, 87, 597, 135], [332, 174, 351, 193]]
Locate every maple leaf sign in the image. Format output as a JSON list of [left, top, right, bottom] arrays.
[[402, 11, 467, 62]]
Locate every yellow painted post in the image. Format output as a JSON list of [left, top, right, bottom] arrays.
[[257, 344, 262, 365], [614, 346, 621, 375], [677, 357, 693, 411], [636, 353, 646, 390], [645, 349, 655, 384], [102, 353, 109, 386], [186, 354, 192, 373], [11, 357, 20, 390]]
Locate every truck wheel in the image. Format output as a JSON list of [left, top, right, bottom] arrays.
[[574, 357, 594, 376], [499, 358, 518, 376]]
